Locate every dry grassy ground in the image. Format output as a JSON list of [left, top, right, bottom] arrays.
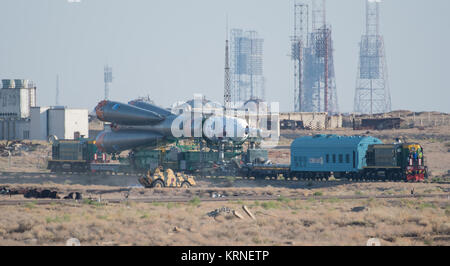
[[0, 182, 449, 246], [0, 140, 50, 173], [0, 196, 448, 246]]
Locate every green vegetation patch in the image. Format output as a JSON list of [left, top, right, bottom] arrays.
[[166, 202, 181, 209], [277, 196, 291, 203], [261, 201, 281, 210], [24, 201, 37, 209], [417, 202, 436, 210], [325, 197, 341, 203], [82, 198, 105, 207], [189, 196, 201, 206], [45, 214, 70, 224]]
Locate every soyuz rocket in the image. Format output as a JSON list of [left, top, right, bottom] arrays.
[[94, 100, 251, 154]]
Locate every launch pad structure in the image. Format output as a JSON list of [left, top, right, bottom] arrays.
[[291, 0, 339, 114], [354, 0, 392, 115], [230, 29, 265, 104]]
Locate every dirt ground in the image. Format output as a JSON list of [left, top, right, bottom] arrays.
[[0, 126, 449, 246], [0, 195, 448, 246]]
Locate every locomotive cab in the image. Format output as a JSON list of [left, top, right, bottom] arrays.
[[365, 143, 427, 182]]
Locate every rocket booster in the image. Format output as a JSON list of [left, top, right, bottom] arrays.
[[94, 100, 251, 154], [95, 130, 166, 153], [95, 100, 165, 125]]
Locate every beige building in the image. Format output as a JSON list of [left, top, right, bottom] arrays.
[[280, 112, 342, 130]]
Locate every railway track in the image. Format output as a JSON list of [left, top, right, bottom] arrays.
[[0, 171, 448, 185], [0, 193, 448, 206], [0, 171, 138, 178]]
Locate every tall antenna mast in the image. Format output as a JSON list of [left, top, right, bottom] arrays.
[[224, 16, 231, 109], [104, 65, 113, 100]]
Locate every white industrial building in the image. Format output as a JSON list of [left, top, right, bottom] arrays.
[[0, 118, 30, 140], [0, 79, 36, 118], [0, 79, 89, 141], [30, 106, 89, 140], [0, 79, 36, 140]]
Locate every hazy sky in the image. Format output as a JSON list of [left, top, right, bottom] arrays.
[[0, 0, 449, 113]]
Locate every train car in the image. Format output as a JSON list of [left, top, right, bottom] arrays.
[[47, 139, 97, 173], [238, 149, 290, 179], [290, 135, 383, 179], [365, 143, 428, 181], [241, 164, 290, 179]]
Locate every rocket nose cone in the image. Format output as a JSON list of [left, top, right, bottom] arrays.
[[95, 100, 108, 121]]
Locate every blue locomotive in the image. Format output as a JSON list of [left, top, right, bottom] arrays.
[[290, 135, 383, 179], [241, 134, 428, 182]]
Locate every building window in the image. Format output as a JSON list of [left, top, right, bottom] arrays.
[[332, 154, 336, 164], [23, 131, 30, 139], [339, 154, 343, 164], [346, 154, 350, 164], [326, 154, 330, 163]]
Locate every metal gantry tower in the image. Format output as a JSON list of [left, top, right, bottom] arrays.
[[104, 65, 113, 100], [291, 3, 308, 112], [311, 0, 325, 32], [292, 0, 338, 114], [230, 29, 265, 105], [354, 0, 391, 115]]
